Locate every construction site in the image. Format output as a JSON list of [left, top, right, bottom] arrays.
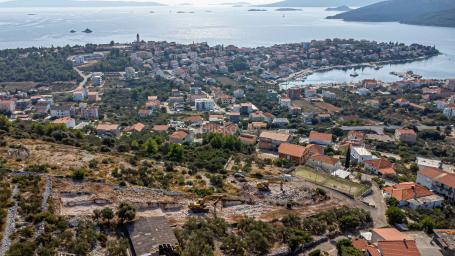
[[52, 175, 344, 227]]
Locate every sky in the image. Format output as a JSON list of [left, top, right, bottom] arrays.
[[0, 0, 279, 5], [128, 0, 277, 4], [161, 0, 276, 5]]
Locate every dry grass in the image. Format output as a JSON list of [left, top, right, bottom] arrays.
[[295, 166, 369, 197]]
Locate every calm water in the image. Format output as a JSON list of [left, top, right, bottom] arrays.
[[0, 6, 454, 83]]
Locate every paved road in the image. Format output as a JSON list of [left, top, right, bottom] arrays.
[[369, 184, 388, 227], [341, 125, 402, 135], [72, 66, 90, 92]]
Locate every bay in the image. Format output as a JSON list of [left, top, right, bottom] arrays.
[[0, 6, 454, 83]]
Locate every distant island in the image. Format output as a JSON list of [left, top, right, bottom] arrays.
[[216, 2, 251, 6], [70, 30, 76, 33], [276, 8, 302, 11], [248, 9, 267, 12], [257, 0, 378, 7], [325, 5, 352, 11], [0, 0, 165, 7], [82, 29, 93, 33], [327, 0, 455, 28]]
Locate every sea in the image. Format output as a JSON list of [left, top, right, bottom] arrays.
[[0, 5, 454, 84]]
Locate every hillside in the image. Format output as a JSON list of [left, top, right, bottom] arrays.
[[403, 8, 455, 28], [327, 0, 455, 27], [326, 5, 353, 11], [0, 0, 165, 7], [258, 0, 379, 7]]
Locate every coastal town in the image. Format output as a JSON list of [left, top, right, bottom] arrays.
[[0, 37, 454, 256]]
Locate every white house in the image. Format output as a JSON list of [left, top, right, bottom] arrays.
[[50, 105, 73, 118], [351, 147, 375, 163], [52, 117, 76, 129]]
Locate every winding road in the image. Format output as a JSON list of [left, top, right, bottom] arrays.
[[72, 66, 90, 92]]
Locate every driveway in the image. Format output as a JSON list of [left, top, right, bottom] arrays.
[[405, 231, 443, 256]]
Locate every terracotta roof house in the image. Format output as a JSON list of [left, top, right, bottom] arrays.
[[209, 114, 225, 123], [383, 182, 443, 209], [145, 100, 161, 110], [124, 123, 145, 133], [183, 115, 204, 126], [307, 155, 342, 173], [258, 131, 291, 151], [248, 122, 268, 133], [153, 125, 169, 133], [278, 143, 307, 165], [138, 108, 152, 117], [378, 240, 421, 256], [52, 117, 76, 129], [96, 122, 120, 137], [417, 167, 455, 201], [347, 130, 365, 142], [169, 130, 192, 144], [351, 239, 381, 256], [305, 144, 325, 157], [309, 131, 333, 146], [371, 228, 407, 243], [364, 158, 396, 176], [395, 129, 417, 144], [238, 134, 257, 145]]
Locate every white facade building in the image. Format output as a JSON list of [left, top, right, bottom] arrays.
[[351, 147, 375, 163], [194, 99, 214, 112]]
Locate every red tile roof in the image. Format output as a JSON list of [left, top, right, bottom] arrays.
[[378, 167, 396, 175], [170, 130, 189, 140], [438, 173, 455, 189], [378, 240, 421, 256], [383, 182, 433, 201], [372, 228, 407, 241], [419, 167, 445, 179], [418, 167, 455, 189], [352, 239, 368, 251], [124, 123, 145, 132], [364, 158, 393, 170], [239, 134, 257, 145], [309, 131, 332, 142], [309, 155, 340, 166], [396, 129, 416, 135], [153, 125, 169, 132], [305, 144, 324, 156], [97, 123, 119, 131], [278, 143, 307, 158]]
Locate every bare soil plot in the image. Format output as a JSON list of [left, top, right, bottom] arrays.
[[314, 102, 342, 113], [1, 138, 132, 180], [292, 100, 324, 114]]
